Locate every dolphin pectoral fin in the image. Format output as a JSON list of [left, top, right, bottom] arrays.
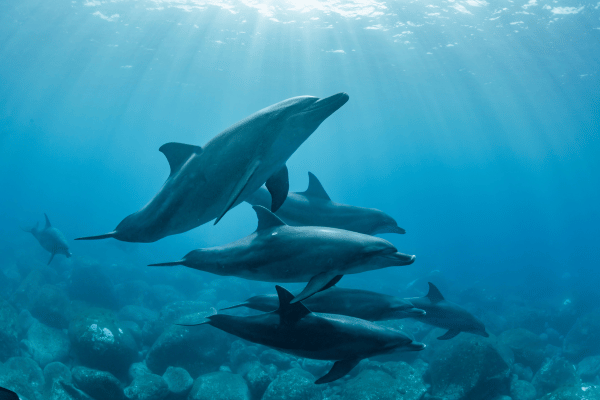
[[276, 285, 311, 324], [47, 253, 55, 265], [291, 272, 340, 304], [159, 142, 203, 177], [299, 172, 331, 201], [214, 160, 261, 225], [75, 231, 116, 241], [315, 359, 360, 384], [437, 329, 460, 340], [0, 385, 20, 400], [265, 164, 289, 212], [44, 213, 52, 228]]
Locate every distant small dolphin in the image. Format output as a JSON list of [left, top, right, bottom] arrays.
[[150, 205, 415, 303], [0, 385, 19, 400], [76, 93, 349, 243], [246, 172, 406, 235], [180, 285, 425, 384], [23, 214, 71, 265], [408, 282, 489, 340], [222, 285, 426, 320]]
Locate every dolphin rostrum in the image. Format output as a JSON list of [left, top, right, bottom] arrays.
[[23, 214, 72, 265], [408, 282, 489, 340], [150, 205, 415, 303], [222, 285, 426, 320], [76, 93, 349, 243], [180, 285, 426, 384], [246, 172, 406, 235]]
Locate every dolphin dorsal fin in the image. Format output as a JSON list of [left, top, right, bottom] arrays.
[[426, 282, 445, 303], [275, 285, 310, 323], [159, 142, 202, 176], [44, 213, 51, 228], [300, 172, 331, 201], [253, 205, 287, 232]]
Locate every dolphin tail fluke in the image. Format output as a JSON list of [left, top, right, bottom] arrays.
[[315, 359, 360, 384], [148, 260, 185, 267], [75, 231, 116, 241]]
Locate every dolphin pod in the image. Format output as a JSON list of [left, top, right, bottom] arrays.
[[222, 285, 426, 320], [76, 93, 349, 243], [179, 285, 426, 384], [23, 214, 71, 265], [246, 172, 406, 235], [149, 205, 415, 303]]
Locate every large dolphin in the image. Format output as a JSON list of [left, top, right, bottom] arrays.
[[23, 214, 72, 265], [409, 282, 489, 340], [0, 386, 19, 400], [76, 93, 349, 243], [180, 285, 426, 384], [246, 172, 406, 235], [150, 205, 415, 303], [222, 285, 426, 320]]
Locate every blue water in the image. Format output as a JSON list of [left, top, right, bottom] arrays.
[[1, 0, 599, 399]]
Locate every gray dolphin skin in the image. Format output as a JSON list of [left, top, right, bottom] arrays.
[[23, 214, 72, 265], [181, 285, 426, 384], [245, 172, 406, 235], [0, 386, 19, 400], [76, 93, 349, 243], [408, 282, 489, 340], [222, 285, 426, 320], [150, 205, 416, 303]]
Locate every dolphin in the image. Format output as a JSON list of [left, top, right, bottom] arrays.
[[408, 282, 489, 340], [180, 285, 426, 384], [246, 172, 406, 235], [0, 386, 19, 400], [150, 205, 415, 303], [76, 93, 349, 243], [222, 285, 426, 320], [23, 214, 72, 265]]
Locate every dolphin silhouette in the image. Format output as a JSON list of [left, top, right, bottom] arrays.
[[23, 214, 71, 265], [150, 205, 415, 303], [180, 285, 425, 384], [246, 172, 406, 235], [408, 282, 489, 340], [221, 285, 426, 320], [0, 386, 19, 400], [76, 93, 349, 243]]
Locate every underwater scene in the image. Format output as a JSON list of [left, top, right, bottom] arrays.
[[1, 0, 599, 399]]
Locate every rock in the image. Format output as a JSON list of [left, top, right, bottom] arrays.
[[30, 284, 71, 329], [0, 299, 20, 362], [124, 374, 169, 400], [68, 308, 138, 374], [506, 306, 552, 335], [539, 385, 600, 400], [115, 280, 152, 308], [118, 306, 158, 327], [0, 356, 45, 400], [188, 372, 250, 400], [51, 380, 95, 400], [259, 349, 295, 370], [564, 312, 600, 361], [129, 362, 152, 381], [262, 369, 322, 400], [532, 357, 578, 397], [44, 362, 72, 390], [162, 366, 193, 399], [513, 363, 534, 382], [342, 361, 427, 400], [243, 362, 273, 399], [145, 324, 230, 377], [18, 309, 35, 331], [229, 340, 259, 373], [301, 359, 333, 380], [428, 334, 514, 400], [499, 328, 546, 371], [68, 265, 118, 309], [10, 268, 55, 310], [23, 320, 70, 367], [149, 284, 184, 309], [510, 379, 537, 400], [577, 356, 600, 382], [72, 366, 125, 400]]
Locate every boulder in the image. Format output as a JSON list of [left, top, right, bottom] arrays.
[[44, 362, 72, 390], [68, 308, 138, 375], [188, 372, 250, 400], [72, 366, 125, 400], [10, 268, 55, 310], [510, 379, 537, 400], [118, 305, 158, 327], [506, 306, 552, 335], [498, 328, 546, 371], [262, 369, 322, 400], [68, 265, 118, 309], [301, 359, 333, 380], [0, 356, 45, 400], [229, 340, 260, 373], [0, 299, 20, 362], [539, 385, 600, 400], [30, 284, 71, 329], [532, 357, 578, 397], [577, 356, 600, 382], [115, 280, 152, 308], [124, 374, 169, 400], [259, 349, 295, 370], [563, 311, 600, 361], [149, 284, 184, 309], [243, 362, 273, 399], [129, 362, 153, 381], [51, 380, 95, 400], [23, 320, 70, 367], [427, 333, 513, 400], [162, 366, 193, 399]]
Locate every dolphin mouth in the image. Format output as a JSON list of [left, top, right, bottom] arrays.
[[302, 92, 349, 117], [379, 252, 415, 265], [410, 342, 426, 351], [405, 308, 426, 316]]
